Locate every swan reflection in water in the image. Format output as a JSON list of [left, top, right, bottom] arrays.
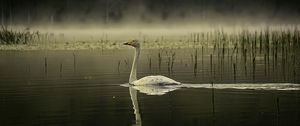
[[126, 84, 180, 126], [129, 87, 142, 126], [123, 83, 300, 126]]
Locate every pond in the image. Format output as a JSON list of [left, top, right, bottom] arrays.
[[0, 48, 299, 126]]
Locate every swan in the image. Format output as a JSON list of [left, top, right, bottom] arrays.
[[124, 40, 181, 85]]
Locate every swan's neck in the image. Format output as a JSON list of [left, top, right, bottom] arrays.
[[129, 47, 140, 84]]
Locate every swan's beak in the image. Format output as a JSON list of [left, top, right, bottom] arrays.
[[123, 42, 130, 45]]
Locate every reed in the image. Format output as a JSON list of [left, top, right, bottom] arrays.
[[276, 97, 280, 126], [148, 57, 152, 70], [73, 52, 76, 72], [0, 26, 29, 44], [117, 60, 121, 73], [233, 63, 236, 82], [202, 46, 204, 67], [60, 63, 63, 78], [167, 56, 171, 75], [44, 57, 48, 74], [194, 49, 198, 76], [158, 51, 162, 71], [171, 52, 175, 72], [0, 26, 52, 45], [210, 54, 213, 81], [252, 55, 256, 81]]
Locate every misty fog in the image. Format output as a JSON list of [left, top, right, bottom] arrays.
[[1, 0, 300, 28]]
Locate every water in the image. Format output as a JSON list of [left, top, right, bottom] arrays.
[[0, 49, 300, 126]]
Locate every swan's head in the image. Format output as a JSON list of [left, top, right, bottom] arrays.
[[123, 40, 140, 48]]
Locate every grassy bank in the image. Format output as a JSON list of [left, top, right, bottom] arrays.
[[0, 26, 299, 50]]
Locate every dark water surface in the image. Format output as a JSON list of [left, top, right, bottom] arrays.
[[0, 49, 300, 126]]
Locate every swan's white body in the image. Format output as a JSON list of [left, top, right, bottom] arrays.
[[132, 75, 180, 85], [124, 40, 181, 85]]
